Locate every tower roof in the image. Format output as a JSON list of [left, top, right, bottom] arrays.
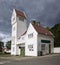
[[15, 9, 26, 18]]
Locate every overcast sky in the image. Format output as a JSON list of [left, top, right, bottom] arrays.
[[0, 0, 60, 42]]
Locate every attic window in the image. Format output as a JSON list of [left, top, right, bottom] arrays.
[[19, 17, 24, 21], [28, 33, 33, 38]]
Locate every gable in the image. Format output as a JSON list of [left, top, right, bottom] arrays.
[[26, 23, 38, 35]]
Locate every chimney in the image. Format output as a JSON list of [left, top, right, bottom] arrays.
[[37, 22, 40, 26], [32, 20, 40, 26], [32, 20, 36, 24]]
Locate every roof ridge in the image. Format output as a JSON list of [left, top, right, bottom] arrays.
[[15, 9, 26, 18]]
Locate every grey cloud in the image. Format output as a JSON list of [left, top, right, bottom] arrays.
[[0, 0, 60, 41]]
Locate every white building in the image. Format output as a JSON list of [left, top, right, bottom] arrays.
[[11, 9, 27, 55], [11, 9, 54, 56]]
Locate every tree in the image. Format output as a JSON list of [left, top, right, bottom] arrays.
[[0, 41, 4, 52], [46, 26, 50, 30], [6, 41, 11, 49], [50, 23, 60, 47]]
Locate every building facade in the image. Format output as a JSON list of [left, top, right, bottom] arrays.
[[11, 9, 54, 56]]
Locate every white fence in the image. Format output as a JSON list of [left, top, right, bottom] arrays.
[[54, 47, 60, 53]]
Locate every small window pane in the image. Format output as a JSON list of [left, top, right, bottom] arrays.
[[28, 33, 33, 38], [41, 44, 45, 50], [28, 45, 33, 48], [19, 17, 24, 21]]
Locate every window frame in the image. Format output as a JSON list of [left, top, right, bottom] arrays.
[[41, 44, 45, 51], [28, 44, 34, 51], [28, 33, 33, 38]]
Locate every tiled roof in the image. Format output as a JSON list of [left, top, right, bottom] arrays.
[[15, 9, 26, 18], [32, 23, 53, 36]]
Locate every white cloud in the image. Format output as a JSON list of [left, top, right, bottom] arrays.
[[0, 32, 6, 38], [0, 0, 60, 42], [2, 36, 11, 42], [0, 32, 11, 42]]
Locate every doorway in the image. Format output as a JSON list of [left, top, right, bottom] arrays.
[[49, 44, 51, 54], [20, 47, 25, 56]]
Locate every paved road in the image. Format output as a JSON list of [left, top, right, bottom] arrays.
[[0, 54, 60, 65]]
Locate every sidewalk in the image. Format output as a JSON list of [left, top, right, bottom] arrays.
[[0, 54, 60, 61]]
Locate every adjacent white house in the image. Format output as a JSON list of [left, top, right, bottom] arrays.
[[11, 9, 54, 56]]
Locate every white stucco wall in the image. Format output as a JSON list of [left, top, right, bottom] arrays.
[[25, 23, 38, 56], [11, 23, 18, 55], [11, 9, 16, 25], [16, 17, 27, 55], [11, 9, 18, 55], [54, 47, 60, 53], [17, 17, 27, 38], [11, 44, 16, 55]]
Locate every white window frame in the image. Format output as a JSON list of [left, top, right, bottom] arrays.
[[28, 44, 34, 51]]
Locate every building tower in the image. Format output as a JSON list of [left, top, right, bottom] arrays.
[[11, 9, 27, 55]]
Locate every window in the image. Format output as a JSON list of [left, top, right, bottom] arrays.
[[41, 40, 51, 43], [19, 17, 24, 21], [28, 33, 33, 38], [28, 44, 34, 51], [41, 44, 45, 50], [29, 49, 34, 51], [28, 45, 33, 48]]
